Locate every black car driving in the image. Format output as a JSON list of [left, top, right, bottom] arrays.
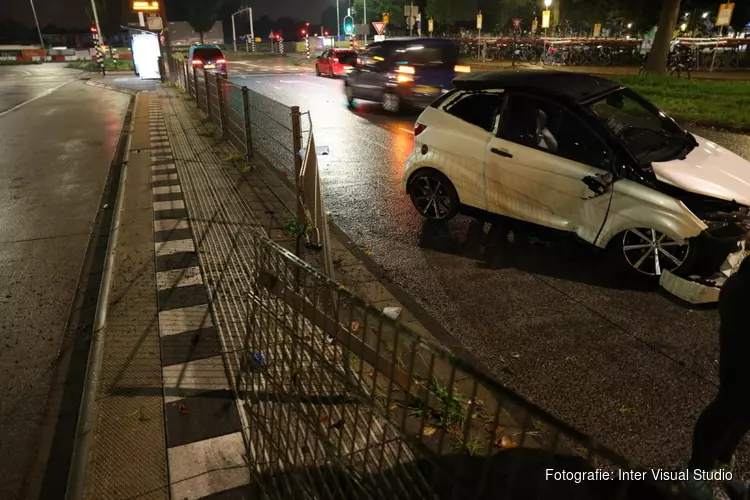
[[344, 38, 469, 113]]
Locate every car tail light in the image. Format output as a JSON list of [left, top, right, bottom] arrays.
[[192, 59, 203, 65], [216, 58, 226, 64], [396, 65, 415, 75], [414, 123, 427, 136], [396, 74, 413, 84], [454, 65, 471, 73]]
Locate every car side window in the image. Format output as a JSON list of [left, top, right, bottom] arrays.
[[444, 92, 504, 132], [362, 46, 386, 70], [498, 94, 613, 169]]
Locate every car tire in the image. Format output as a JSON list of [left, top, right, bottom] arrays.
[[407, 170, 460, 221], [606, 228, 697, 281], [382, 92, 401, 113], [329, 66, 334, 78], [315, 64, 321, 76], [344, 84, 355, 107]]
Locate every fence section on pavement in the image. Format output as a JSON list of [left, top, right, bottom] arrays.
[[168, 60, 683, 499]]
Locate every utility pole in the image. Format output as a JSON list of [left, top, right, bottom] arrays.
[[159, 0, 173, 68], [363, 0, 367, 44], [28, 0, 45, 50], [336, 0, 340, 38], [409, 1, 414, 37], [89, 0, 103, 45]]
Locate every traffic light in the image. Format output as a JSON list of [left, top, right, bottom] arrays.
[[301, 29, 306, 35], [90, 23, 98, 34], [343, 16, 354, 35]]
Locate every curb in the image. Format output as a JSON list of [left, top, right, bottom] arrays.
[[64, 92, 138, 500], [82, 78, 137, 95]]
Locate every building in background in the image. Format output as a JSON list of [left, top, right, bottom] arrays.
[[169, 21, 224, 47]]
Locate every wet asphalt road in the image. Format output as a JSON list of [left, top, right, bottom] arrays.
[[0, 64, 83, 115], [0, 65, 130, 498], [230, 69, 750, 475]]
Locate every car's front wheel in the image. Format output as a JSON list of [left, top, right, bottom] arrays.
[[609, 228, 696, 279], [382, 92, 401, 113], [407, 170, 460, 221]]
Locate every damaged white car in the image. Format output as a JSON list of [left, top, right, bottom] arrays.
[[402, 70, 749, 303]]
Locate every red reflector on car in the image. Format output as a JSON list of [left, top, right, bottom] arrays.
[[192, 59, 203, 65], [414, 123, 427, 136], [216, 58, 226, 64]]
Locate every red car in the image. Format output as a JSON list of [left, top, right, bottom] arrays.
[[315, 49, 358, 78]]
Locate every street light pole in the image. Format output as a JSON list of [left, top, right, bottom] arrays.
[[28, 0, 45, 49], [232, 8, 254, 53], [363, 0, 367, 45], [89, 0, 103, 44], [336, 0, 340, 38]]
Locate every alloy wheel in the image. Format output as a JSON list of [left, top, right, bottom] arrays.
[[621, 228, 690, 276], [383, 93, 400, 113], [411, 175, 453, 219]]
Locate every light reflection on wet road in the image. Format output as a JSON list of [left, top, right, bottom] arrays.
[[230, 69, 750, 474]]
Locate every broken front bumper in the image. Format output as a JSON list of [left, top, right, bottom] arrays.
[[660, 240, 747, 304]]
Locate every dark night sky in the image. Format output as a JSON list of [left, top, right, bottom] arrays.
[[4, 0, 337, 28]]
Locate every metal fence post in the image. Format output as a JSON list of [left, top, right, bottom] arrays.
[[203, 69, 211, 117], [291, 106, 304, 222], [193, 66, 199, 105], [215, 73, 226, 138], [241, 87, 253, 160]]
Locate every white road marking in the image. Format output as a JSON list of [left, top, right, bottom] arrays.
[[273, 86, 281, 90], [158, 304, 213, 337], [0, 78, 76, 119], [155, 238, 195, 256], [156, 266, 204, 291]]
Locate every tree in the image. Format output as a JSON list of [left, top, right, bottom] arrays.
[[185, 0, 223, 44], [321, 5, 338, 34], [352, 0, 405, 28], [426, 0, 475, 25], [481, 0, 535, 34], [645, 0, 681, 74]]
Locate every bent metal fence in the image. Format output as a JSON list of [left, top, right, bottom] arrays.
[[167, 59, 684, 499]]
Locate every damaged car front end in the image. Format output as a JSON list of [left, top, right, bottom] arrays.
[[658, 185, 750, 304]]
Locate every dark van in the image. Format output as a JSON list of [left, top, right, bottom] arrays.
[[187, 44, 227, 78], [343, 38, 469, 113]]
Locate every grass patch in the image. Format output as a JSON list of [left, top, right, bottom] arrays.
[[616, 75, 750, 130], [0, 60, 43, 65], [66, 58, 134, 71]]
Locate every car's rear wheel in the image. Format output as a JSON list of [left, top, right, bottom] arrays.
[[329, 66, 334, 78], [315, 64, 321, 76], [609, 228, 695, 279], [407, 170, 459, 221], [382, 92, 401, 113], [344, 84, 354, 107]]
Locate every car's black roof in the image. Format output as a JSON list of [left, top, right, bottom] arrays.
[[453, 70, 623, 103], [370, 37, 457, 46]]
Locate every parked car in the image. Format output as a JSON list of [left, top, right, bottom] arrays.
[[401, 70, 750, 284], [188, 44, 227, 78], [344, 38, 469, 113], [316, 48, 358, 77]]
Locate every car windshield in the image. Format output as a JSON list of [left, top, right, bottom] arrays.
[[587, 89, 695, 164], [192, 48, 223, 61], [336, 52, 357, 65]]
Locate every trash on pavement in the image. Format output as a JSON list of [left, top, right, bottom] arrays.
[[382, 306, 402, 320]]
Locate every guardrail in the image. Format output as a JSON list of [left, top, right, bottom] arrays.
[[166, 58, 686, 499]]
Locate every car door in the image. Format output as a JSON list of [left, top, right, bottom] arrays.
[[350, 44, 387, 100], [430, 90, 506, 210], [485, 92, 614, 244], [318, 50, 330, 73]]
